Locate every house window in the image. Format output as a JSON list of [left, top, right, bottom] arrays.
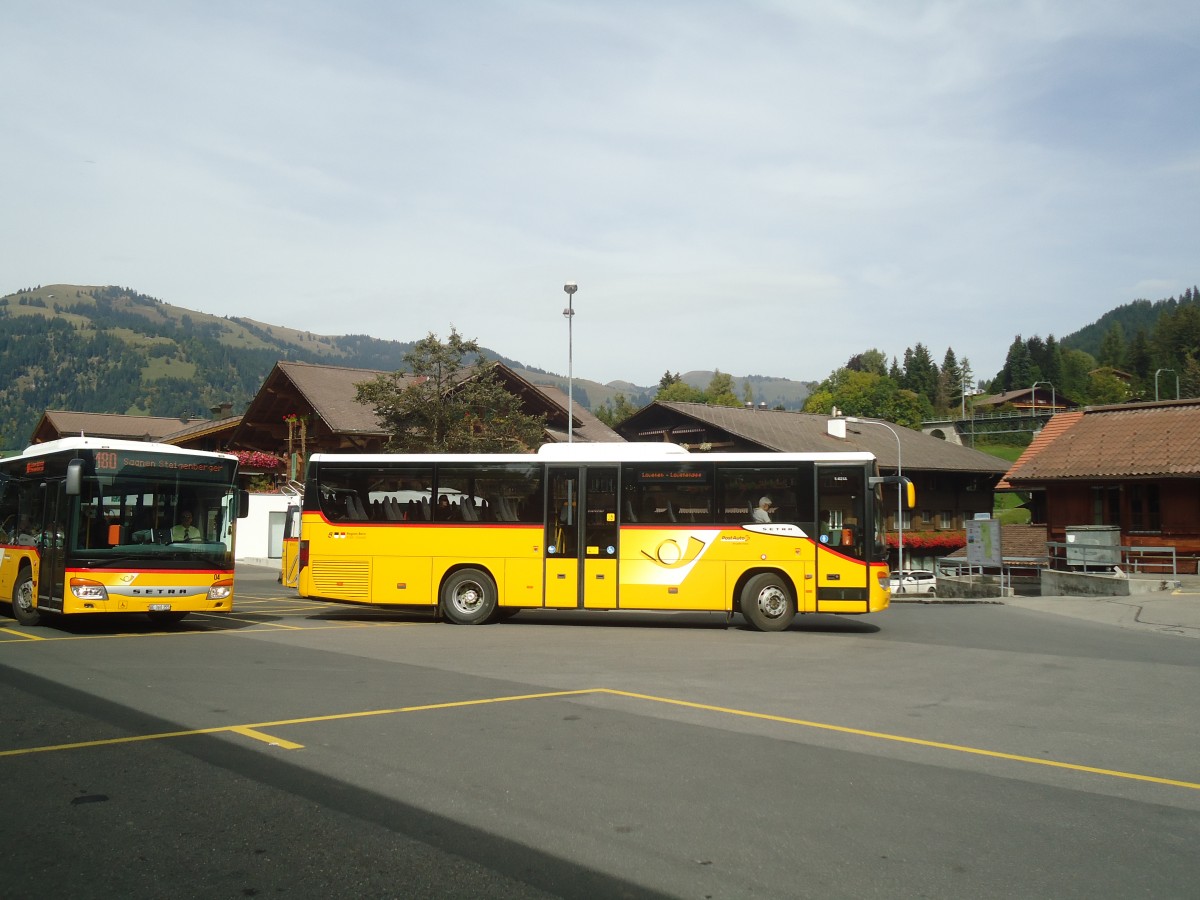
[[1091, 486, 1120, 526], [900, 509, 912, 530], [940, 510, 955, 530], [920, 509, 932, 526], [1129, 484, 1161, 532]]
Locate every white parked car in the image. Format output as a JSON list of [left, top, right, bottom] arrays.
[[889, 569, 937, 596]]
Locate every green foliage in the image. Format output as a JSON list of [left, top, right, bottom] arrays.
[[595, 393, 639, 427], [802, 368, 931, 428], [355, 328, 545, 452]]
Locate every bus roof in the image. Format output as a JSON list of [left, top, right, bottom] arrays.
[[10, 437, 238, 463]]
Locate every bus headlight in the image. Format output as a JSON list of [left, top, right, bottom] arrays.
[[207, 578, 234, 601], [70, 578, 109, 601]]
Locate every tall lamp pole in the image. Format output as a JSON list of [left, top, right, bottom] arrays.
[[1032, 380, 1055, 416], [1155, 368, 1178, 401], [563, 282, 578, 443], [845, 417, 903, 585]]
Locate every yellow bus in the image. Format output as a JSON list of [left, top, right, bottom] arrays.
[[1, 437, 249, 626], [294, 443, 911, 631]]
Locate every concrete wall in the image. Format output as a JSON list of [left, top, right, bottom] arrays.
[[1041, 570, 1180, 597], [934, 575, 1012, 599], [236, 492, 294, 562]]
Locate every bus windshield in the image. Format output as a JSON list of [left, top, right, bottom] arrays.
[[73, 464, 238, 568]]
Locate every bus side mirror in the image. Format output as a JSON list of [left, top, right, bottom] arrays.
[[237, 490, 250, 519], [66, 458, 84, 496], [870, 475, 916, 509]]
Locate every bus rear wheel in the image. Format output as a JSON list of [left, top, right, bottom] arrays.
[[440, 568, 497, 625], [11, 571, 41, 627], [739, 573, 795, 632]]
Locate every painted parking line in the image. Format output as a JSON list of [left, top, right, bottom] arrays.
[[1, 687, 1197, 793], [0, 626, 45, 640]]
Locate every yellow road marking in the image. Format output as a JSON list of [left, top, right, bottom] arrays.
[[228, 726, 305, 750], [0, 627, 45, 640], [599, 689, 1200, 791], [1, 686, 1196, 793]]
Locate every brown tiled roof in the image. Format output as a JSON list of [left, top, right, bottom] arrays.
[[33, 410, 206, 444], [279, 361, 398, 434], [163, 415, 242, 444], [995, 410, 1084, 489], [1002, 400, 1200, 483], [628, 403, 1008, 475], [264, 360, 624, 444]]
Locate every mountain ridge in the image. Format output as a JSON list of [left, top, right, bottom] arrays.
[[0, 284, 811, 447]]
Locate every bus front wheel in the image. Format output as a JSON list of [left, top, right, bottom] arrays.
[[11, 571, 41, 627], [440, 568, 498, 625], [739, 573, 795, 632]]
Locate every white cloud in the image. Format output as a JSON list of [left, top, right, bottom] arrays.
[[2, 0, 1198, 388]]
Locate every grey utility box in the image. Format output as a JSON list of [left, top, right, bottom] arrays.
[[1064, 525, 1121, 568]]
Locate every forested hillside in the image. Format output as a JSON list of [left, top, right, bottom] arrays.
[[0, 285, 418, 448]]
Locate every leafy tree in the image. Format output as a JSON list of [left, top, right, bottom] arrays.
[[656, 380, 706, 403], [846, 349, 888, 376], [355, 328, 545, 452], [803, 367, 930, 428], [1088, 369, 1130, 405], [705, 369, 741, 407], [595, 393, 639, 427], [1059, 348, 1097, 402]]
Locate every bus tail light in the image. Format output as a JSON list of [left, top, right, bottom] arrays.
[[207, 578, 234, 601], [298, 540, 309, 571], [70, 578, 109, 601]]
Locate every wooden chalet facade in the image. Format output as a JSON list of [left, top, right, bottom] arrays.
[[617, 401, 1009, 566], [998, 399, 1200, 572]]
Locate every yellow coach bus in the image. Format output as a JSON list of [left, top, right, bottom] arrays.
[[294, 443, 912, 631], [1, 437, 249, 626]]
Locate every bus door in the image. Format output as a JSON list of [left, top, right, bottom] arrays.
[[544, 466, 619, 609], [35, 480, 69, 613], [814, 464, 870, 613]]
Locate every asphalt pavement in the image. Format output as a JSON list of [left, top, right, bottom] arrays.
[[893, 574, 1200, 639]]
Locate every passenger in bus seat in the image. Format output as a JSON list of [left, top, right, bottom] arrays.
[[16, 515, 37, 545], [752, 496, 773, 523]]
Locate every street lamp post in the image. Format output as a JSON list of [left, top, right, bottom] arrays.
[[845, 417, 903, 585], [1155, 368, 1178, 401], [1031, 380, 1055, 417], [563, 282, 578, 443]]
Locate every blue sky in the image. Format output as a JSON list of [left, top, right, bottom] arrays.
[[4, 1, 1198, 389]]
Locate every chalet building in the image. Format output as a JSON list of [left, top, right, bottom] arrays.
[[617, 401, 1009, 567], [998, 399, 1200, 572], [226, 360, 621, 472], [31, 360, 621, 478], [971, 386, 1081, 414]]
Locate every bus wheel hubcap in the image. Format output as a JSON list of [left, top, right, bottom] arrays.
[[455, 583, 483, 613], [757, 587, 787, 619]]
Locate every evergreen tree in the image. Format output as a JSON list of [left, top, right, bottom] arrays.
[[355, 328, 545, 452], [1096, 323, 1126, 369], [705, 369, 740, 407]]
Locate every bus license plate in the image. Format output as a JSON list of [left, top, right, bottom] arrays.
[[148, 603, 173, 612]]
